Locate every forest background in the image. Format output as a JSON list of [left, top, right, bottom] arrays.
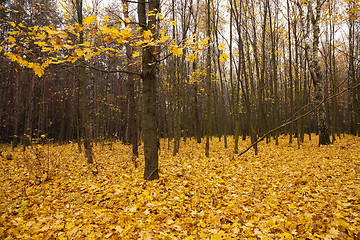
[[0, 0, 360, 239], [0, 0, 359, 176]]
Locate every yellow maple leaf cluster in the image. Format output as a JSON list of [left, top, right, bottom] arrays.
[[168, 44, 183, 56]]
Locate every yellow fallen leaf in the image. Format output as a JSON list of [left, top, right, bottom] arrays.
[[329, 227, 339, 236]]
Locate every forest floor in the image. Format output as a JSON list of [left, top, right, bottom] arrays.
[[0, 134, 359, 239]]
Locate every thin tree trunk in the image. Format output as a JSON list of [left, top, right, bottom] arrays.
[[76, 0, 93, 163], [229, 0, 239, 154], [268, 0, 279, 146], [172, 0, 181, 156], [287, 0, 293, 144], [12, 65, 20, 149], [122, 0, 139, 164], [205, 0, 211, 157]]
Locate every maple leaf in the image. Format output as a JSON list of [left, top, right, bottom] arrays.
[[160, 34, 170, 43], [34, 41, 46, 47], [143, 30, 152, 41], [36, 32, 47, 40], [187, 54, 198, 62], [120, 27, 132, 40], [198, 37, 209, 45], [103, 16, 111, 22], [219, 53, 228, 63], [132, 51, 140, 58], [329, 227, 340, 236], [218, 43, 226, 50], [32, 63, 45, 77], [74, 48, 84, 57], [83, 15, 96, 25], [63, 44, 73, 50], [169, 44, 183, 56], [7, 36, 16, 43]]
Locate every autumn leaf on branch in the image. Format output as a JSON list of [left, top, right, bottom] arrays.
[[168, 44, 183, 56]]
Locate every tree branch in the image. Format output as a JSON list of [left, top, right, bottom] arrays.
[[83, 62, 142, 76], [238, 82, 360, 157]]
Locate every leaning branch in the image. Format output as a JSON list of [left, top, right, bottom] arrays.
[[238, 82, 360, 157], [84, 63, 142, 76]]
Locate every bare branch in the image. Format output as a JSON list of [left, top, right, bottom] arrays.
[[238, 82, 360, 157]]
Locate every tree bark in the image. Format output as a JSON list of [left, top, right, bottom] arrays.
[[76, 0, 94, 163], [308, 0, 331, 145], [139, 0, 160, 180], [286, 0, 293, 144], [122, 0, 139, 163]]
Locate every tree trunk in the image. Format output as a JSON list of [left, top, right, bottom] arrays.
[[205, 0, 211, 157], [122, 0, 139, 163], [309, 0, 331, 145], [76, 0, 93, 163], [12, 65, 20, 149], [172, 0, 181, 156], [286, 0, 293, 144], [139, 0, 160, 180], [268, 0, 279, 146]]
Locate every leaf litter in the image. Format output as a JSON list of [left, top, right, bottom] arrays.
[[0, 134, 359, 239]]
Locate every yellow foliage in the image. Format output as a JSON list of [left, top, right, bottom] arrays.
[[187, 54, 198, 62], [31, 63, 45, 77], [168, 44, 183, 56], [143, 30, 152, 41], [103, 16, 111, 22], [219, 52, 228, 63], [198, 37, 209, 45], [160, 34, 170, 43], [36, 32, 47, 40], [0, 134, 359, 239], [218, 43, 226, 50], [7, 36, 16, 43], [83, 15, 96, 25], [34, 41, 46, 47], [132, 51, 140, 58], [120, 27, 132, 40], [74, 48, 84, 57]]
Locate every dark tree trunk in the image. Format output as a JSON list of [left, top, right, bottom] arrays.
[[76, 0, 93, 163], [122, 0, 139, 163], [139, 0, 160, 180]]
